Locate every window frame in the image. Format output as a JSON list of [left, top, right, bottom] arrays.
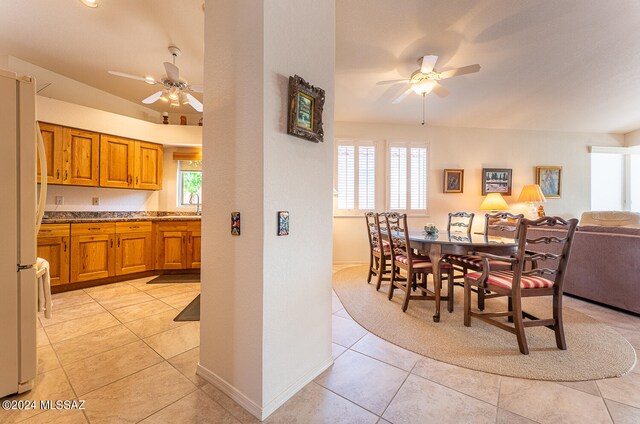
[[334, 139, 377, 216], [386, 140, 430, 215], [176, 161, 202, 208]]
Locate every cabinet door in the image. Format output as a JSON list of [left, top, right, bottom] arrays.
[[37, 123, 63, 184], [71, 234, 115, 282], [63, 128, 99, 186], [116, 232, 152, 275], [187, 230, 201, 269], [134, 141, 163, 190], [100, 135, 135, 188], [157, 231, 186, 269], [37, 236, 70, 286]]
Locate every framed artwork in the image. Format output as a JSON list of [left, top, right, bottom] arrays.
[[482, 168, 512, 196], [287, 75, 325, 143], [277, 211, 289, 236], [443, 169, 464, 193], [537, 166, 562, 198], [231, 212, 241, 235]]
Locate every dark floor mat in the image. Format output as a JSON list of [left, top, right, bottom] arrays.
[[147, 273, 200, 284], [174, 294, 200, 321]]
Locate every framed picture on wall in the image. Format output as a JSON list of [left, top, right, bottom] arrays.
[[537, 166, 562, 198], [287, 75, 325, 143], [443, 169, 464, 193], [482, 168, 512, 195]]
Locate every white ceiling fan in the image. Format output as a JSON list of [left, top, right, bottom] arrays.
[[108, 46, 203, 112], [378, 55, 481, 104]]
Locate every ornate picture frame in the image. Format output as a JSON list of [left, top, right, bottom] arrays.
[[482, 168, 512, 196], [537, 166, 562, 198], [443, 169, 464, 193], [287, 75, 325, 143]]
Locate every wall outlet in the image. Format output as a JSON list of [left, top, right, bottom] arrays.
[[55, 196, 64, 205], [92, 197, 100, 206]]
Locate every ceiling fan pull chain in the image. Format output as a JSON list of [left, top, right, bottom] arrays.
[[421, 93, 426, 126]]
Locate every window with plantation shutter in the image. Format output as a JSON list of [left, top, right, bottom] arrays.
[[388, 142, 428, 213], [335, 141, 376, 213]]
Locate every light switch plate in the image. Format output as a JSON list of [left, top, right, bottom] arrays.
[[92, 197, 100, 206]]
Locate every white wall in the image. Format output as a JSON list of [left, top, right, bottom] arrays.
[[199, 0, 334, 419], [625, 128, 640, 147], [333, 121, 623, 263]]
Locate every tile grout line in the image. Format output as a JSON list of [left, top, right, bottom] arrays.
[[309, 380, 384, 420]]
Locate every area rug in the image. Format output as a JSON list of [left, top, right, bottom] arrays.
[[174, 294, 200, 322], [333, 265, 636, 381], [147, 273, 200, 284]]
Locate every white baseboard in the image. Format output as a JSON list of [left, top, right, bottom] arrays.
[[196, 357, 333, 421]]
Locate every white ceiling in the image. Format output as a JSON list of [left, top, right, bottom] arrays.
[[1, 1, 639, 133], [0, 0, 203, 115]]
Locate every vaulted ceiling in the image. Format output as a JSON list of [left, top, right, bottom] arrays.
[[1, 0, 639, 133]]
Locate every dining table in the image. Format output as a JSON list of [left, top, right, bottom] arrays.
[[399, 230, 518, 322]]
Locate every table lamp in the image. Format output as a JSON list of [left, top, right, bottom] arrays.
[[518, 184, 546, 218], [479, 193, 509, 213]]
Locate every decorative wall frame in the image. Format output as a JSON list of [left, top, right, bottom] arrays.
[[287, 75, 325, 143], [443, 169, 464, 193], [231, 212, 241, 236], [277, 211, 289, 236], [482, 168, 512, 196], [537, 166, 562, 198]]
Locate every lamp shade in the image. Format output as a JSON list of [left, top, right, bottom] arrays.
[[518, 184, 546, 203], [479, 193, 509, 211]]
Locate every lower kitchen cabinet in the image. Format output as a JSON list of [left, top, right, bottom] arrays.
[[70, 223, 116, 282], [115, 221, 153, 275], [155, 220, 201, 270], [187, 222, 201, 269], [37, 224, 71, 286]]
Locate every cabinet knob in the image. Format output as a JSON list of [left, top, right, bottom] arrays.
[[110, 238, 113, 248], [117, 237, 120, 247], [136, 176, 139, 185], [57, 169, 60, 179], [63, 241, 67, 252], [64, 170, 68, 180]]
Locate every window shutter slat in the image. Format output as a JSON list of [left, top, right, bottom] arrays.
[[358, 146, 375, 209], [337, 146, 355, 209]]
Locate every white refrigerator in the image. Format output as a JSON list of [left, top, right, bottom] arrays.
[[0, 69, 45, 398]]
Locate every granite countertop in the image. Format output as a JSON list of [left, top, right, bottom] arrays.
[[42, 211, 201, 224]]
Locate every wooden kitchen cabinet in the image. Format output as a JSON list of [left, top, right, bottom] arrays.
[[115, 221, 153, 275], [100, 135, 135, 189], [63, 127, 100, 186], [134, 141, 163, 190], [155, 220, 201, 269], [70, 223, 116, 282], [37, 224, 70, 286], [37, 123, 64, 184]]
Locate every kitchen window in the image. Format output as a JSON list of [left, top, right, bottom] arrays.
[[178, 160, 202, 207]]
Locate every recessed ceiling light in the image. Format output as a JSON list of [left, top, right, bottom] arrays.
[[79, 0, 99, 8]]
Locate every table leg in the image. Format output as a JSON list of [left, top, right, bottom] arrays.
[[429, 244, 443, 322]]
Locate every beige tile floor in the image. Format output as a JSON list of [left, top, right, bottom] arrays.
[[2, 269, 639, 423]]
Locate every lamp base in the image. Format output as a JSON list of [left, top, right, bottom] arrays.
[[527, 202, 538, 219]]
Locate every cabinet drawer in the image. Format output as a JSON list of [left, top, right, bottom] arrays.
[[116, 221, 152, 233], [71, 222, 116, 235], [187, 221, 201, 231], [38, 223, 70, 237], [156, 221, 189, 231]]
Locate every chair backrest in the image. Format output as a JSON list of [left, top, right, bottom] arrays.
[[448, 211, 474, 235], [364, 212, 383, 253], [511, 216, 579, 294], [384, 212, 414, 263], [485, 212, 525, 238]]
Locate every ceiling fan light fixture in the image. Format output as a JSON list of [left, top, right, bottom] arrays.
[[412, 79, 436, 95], [79, 0, 99, 8], [144, 76, 155, 85]]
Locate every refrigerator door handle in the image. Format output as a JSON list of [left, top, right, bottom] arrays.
[[35, 123, 47, 234]]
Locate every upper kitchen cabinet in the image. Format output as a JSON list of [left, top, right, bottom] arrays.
[[134, 141, 163, 190], [100, 138, 163, 190], [37, 123, 64, 184], [63, 127, 100, 186], [100, 135, 135, 189]]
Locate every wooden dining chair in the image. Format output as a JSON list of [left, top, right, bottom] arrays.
[[463, 216, 579, 354], [448, 212, 524, 310], [447, 211, 474, 235], [385, 212, 454, 313], [365, 212, 392, 290]]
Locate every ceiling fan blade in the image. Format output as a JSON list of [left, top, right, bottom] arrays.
[[391, 86, 414, 104], [141, 91, 163, 104], [108, 70, 146, 82], [186, 93, 203, 112], [164, 61, 180, 82], [431, 82, 449, 98], [187, 84, 203, 93], [420, 55, 438, 74], [438, 64, 481, 80], [376, 79, 411, 86]]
